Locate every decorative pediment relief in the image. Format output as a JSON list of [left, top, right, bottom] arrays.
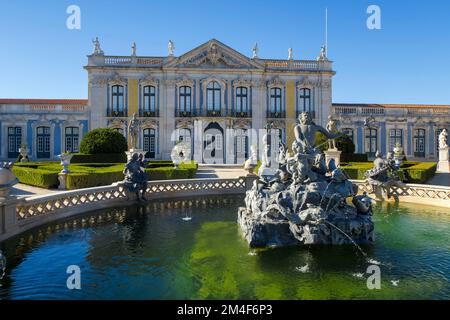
[[297, 77, 318, 88], [201, 77, 227, 89], [176, 119, 193, 129], [233, 118, 251, 129], [107, 118, 126, 127], [141, 119, 158, 129], [175, 76, 194, 87], [90, 76, 109, 87], [165, 39, 263, 70], [140, 74, 159, 86], [267, 76, 284, 88], [233, 78, 252, 88], [108, 73, 127, 86]]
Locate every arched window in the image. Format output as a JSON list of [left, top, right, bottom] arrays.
[[235, 87, 248, 116], [179, 86, 192, 116], [143, 128, 156, 159], [143, 85, 156, 116], [365, 128, 377, 157], [111, 85, 125, 116], [414, 129, 426, 158], [36, 126, 51, 158], [269, 88, 282, 117], [298, 88, 313, 117], [7, 127, 22, 158], [389, 129, 403, 152], [65, 127, 79, 153], [207, 81, 221, 115], [342, 128, 354, 143]]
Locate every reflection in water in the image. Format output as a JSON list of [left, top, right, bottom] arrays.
[[0, 195, 449, 300]]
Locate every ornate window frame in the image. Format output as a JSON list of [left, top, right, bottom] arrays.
[[140, 76, 159, 117], [108, 73, 127, 117], [201, 77, 226, 116]]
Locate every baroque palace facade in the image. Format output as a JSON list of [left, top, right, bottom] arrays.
[[0, 39, 449, 162]]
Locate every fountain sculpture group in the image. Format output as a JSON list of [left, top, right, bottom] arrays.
[[238, 113, 375, 248]]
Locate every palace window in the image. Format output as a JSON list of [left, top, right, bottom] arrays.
[[111, 85, 125, 116], [235, 128, 248, 161], [342, 128, 354, 143], [269, 88, 282, 117], [298, 88, 313, 116], [207, 81, 221, 114], [179, 86, 192, 116], [7, 127, 22, 158], [389, 129, 403, 152], [178, 128, 191, 144], [365, 128, 378, 157], [143, 86, 156, 116], [143, 128, 156, 159], [65, 127, 79, 153], [36, 126, 51, 159], [414, 129, 426, 158], [235, 87, 248, 115]]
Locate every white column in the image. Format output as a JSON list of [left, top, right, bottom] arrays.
[[193, 119, 203, 163], [225, 121, 235, 164]]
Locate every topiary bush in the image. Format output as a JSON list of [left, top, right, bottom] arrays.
[[79, 128, 128, 154]]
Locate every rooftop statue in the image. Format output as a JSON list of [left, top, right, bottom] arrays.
[[238, 116, 375, 248], [168, 40, 175, 56], [252, 43, 259, 59], [92, 37, 104, 56]]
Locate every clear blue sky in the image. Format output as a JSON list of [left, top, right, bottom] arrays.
[[0, 0, 449, 104]]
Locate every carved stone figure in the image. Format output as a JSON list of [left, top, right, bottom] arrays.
[[288, 48, 293, 60], [317, 45, 328, 61], [238, 117, 375, 248], [244, 145, 258, 174], [131, 42, 137, 56], [326, 115, 338, 150], [92, 37, 104, 56], [0, 162, 18, 200], [123, 153, 148, 201], [252, 43, 259, 58], [364, 151, 405, 200], [168, 40, 175, 56], [128, 113, 139, 149], [439, 129, 448, 149]]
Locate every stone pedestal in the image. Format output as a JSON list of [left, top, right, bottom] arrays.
[[324, 148, 342, 167], [126, 149, 146, 161], [437, 147, 450, 172], [58, 173, 67, 190]]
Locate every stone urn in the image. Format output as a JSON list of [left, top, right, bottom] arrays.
[[57, 153, 73, 174], [0, 162, 19, 200]]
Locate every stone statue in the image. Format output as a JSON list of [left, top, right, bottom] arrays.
[[0, 162, 18, 200], [317, 45, 327, 61], [0, 250, 5, 280], [439, 129, 448, 149], [293, 112, 338, 154], [288, 47, 293, 60], [131, 42, 137, 56], [123, 153, 148, 201], [364, 151, 404, 200], [326, 115, 338, 150], [92, 37, 104, 56], [238, 115, 375, 248], [252, 43, 259, 58], [128, 113, 139, 149], [244, 145, 258, 174], [168, 40, 175, 56]]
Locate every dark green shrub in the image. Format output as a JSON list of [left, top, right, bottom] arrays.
[[66, 171, 124, 189], [315, 131, 355, 154], [341, 153, 368, 162], [79, 128, 127, 154], [71, 153, 127, 163], [12, 166, 59, 188]]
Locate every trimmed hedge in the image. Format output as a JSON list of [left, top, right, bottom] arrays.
[[71, 153, 127, 164], [341, 153, 368, 163], [79, 128, 128, 154], [13, 161, 198, 190], [340, 161, 437, 183]]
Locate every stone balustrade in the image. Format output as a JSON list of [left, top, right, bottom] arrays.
[[1, 176, 449, 242], [333, 105, 450, 117]]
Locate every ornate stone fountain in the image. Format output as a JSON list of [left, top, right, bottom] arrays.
[[238, 112, 375, 248]]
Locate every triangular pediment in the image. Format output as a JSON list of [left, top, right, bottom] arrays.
[[165, 39, 264, 70]]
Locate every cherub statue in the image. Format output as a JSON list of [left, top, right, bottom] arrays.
[[123, 153, 148, 201]]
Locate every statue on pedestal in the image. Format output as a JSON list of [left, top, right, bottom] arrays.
[[439, 129, 448, 149], [92, 37, 104, 56], [123, 153, 148, 201], [168, 40, 175, 56], [326, 115, 338, 150], [128, 113, 139, 150]]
